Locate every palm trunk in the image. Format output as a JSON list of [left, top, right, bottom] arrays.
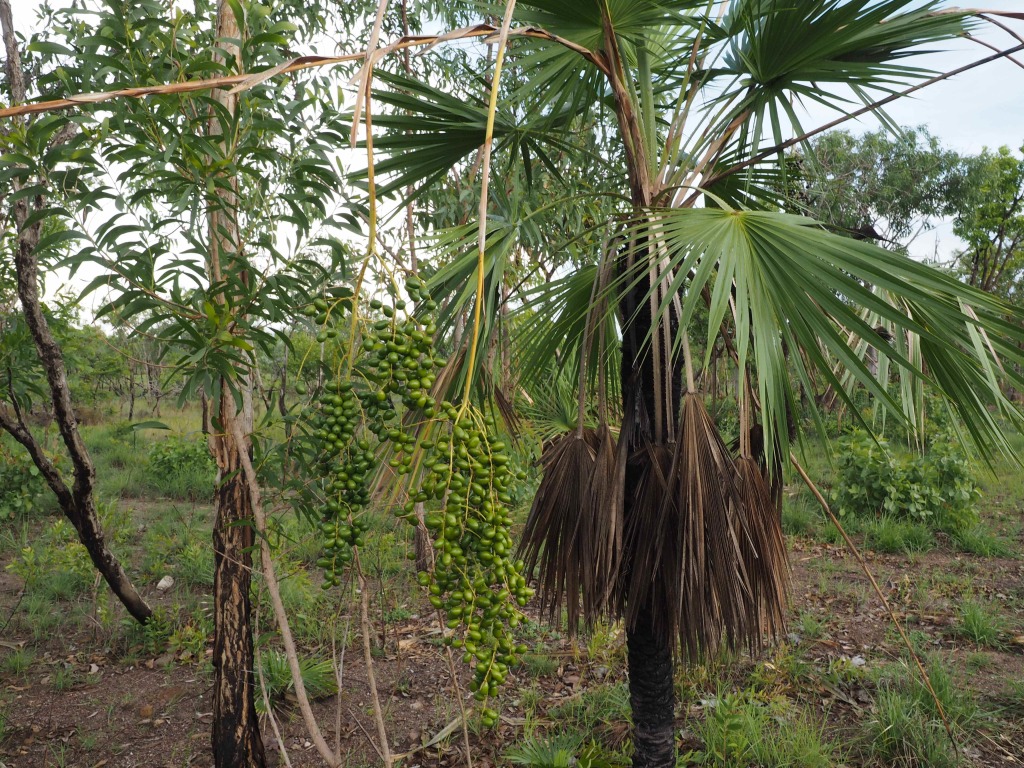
[[627, 603, 676, 768], [619, 246, 678, 768]]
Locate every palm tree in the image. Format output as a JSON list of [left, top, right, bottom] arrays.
[[373, 2, 1024, 765]]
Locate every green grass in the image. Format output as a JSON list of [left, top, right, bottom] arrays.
[[867, 687, 960, 768], [911, 659, 977, 732], [176, 540, 214, 589], [50, 666, 79, 693], [782, 497, 820, 537], [140, 504, 211, 579], [517, 652, 560, 679], [861, 516, 934, 554], [586, 620, 625, 666], [690, 693, 838, 767], [39, 569, 92, 602], [798, 610, 826, 640], [150, 468, 214, 502], [867, 657, 977, 767], [1004, 679, 1024, 715], [85, 424, 152, 498], [956, 599, 1005, 648], [951, 523, 1014, 557], [0, 647, 35, 677], [16, 592, 62, 639], [83, 420, 215, 501], [548, 682, 631, 735]]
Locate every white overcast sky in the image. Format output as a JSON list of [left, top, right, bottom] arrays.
[[9, 0, 1024, 275]]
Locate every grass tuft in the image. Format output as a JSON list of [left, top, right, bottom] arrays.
[[956, 599, 1005, 649], [861, 516, 933, 554]]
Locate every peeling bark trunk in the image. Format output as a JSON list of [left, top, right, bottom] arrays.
[[210, 390, 266, 768], [206, 2, 266, 764], [0, 0, 151, 626]]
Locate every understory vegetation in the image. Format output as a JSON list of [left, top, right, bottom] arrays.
[[0, 402, 1021, 766]]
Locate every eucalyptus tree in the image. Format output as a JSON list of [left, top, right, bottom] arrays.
[[371, 2, 1024, 766], [0, 0, 362, 764], [785, 127, 972, 248], [954, 144, 1024, 298]]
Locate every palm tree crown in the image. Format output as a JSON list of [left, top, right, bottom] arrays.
[[372, 2, 1024, 765]]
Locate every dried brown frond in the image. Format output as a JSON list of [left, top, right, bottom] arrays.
[[580, 422, 623, 621], [491, 381, 522, 439], [733, 457, 789, 650], [728, 422, 786, 511], [624, 393, 756, 662], [430, 346, 467, 404], [518, 429, 598, 629]]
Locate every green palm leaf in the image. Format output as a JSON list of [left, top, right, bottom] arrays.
[[366, 71, 587, 201], [711, 1, 970, 154], [624, 206, 1024, 467]]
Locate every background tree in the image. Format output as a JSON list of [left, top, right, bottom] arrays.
[[0, 0, 151, 624], [2, 0, 358, 763], [954, 144, 1024, 298], [784, 126, 971, 248]]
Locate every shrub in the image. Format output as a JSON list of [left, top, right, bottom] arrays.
[[833, 431, 979, 531], [123, 606, 175, 655], [147, 434, 215, 500], [0, 445, 46, 519], [6, 518, 94, 599]]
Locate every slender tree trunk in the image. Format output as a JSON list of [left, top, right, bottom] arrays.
[[211, 391, 265, 768], [147, 362, 161, 417], [128, 365, 136, 421], [206, 2, 266, 765], [278, 349, 291, 480], [0, 0, 151, 625]]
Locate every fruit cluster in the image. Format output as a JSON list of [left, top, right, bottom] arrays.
[[300, 277, 532, 725], [307, 383, 373, 586], [417, 414, 532, 728]]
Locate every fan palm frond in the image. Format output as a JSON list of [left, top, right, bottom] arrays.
[[519, 429, 599, 629], [623, 393, 767, 660], [620, 206, 1024, 470]]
